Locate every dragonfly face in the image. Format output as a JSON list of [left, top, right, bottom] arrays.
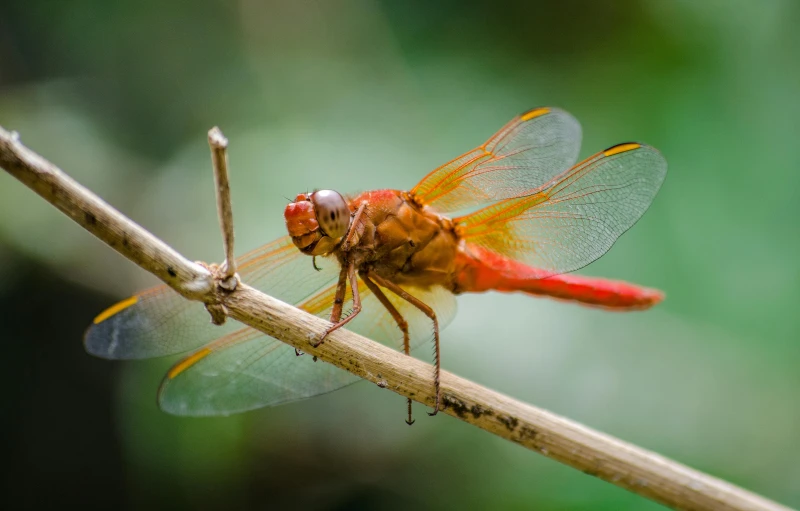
[[284, 189, 350, 256]]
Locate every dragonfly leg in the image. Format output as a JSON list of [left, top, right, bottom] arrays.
[[365, 270, 441, 417], [309, 263, 346, 347], [330, 264, 349, 323], [341, 202, 366, 252], [360, 272, 415, 425], [316, 260, 361, 346]]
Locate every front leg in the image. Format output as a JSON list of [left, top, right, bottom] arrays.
[[329, 264, 349, 325], [341, 202, 366, 252], [316, 260, 362, 345]]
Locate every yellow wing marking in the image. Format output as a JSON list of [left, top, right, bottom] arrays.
[[167, 347, 213, 379], [93, 296, 139, 324], [519, 107, 550, 121], [603, 142, 641, 157]]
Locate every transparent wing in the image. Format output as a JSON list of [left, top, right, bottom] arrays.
[[410, 107, 582, 212], [87, 228, 458, 415], [455, 143, 667, 277], [158, 281, 457, 416], [85, 236, 341, 359]]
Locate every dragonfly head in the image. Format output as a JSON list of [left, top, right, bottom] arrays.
[[284, 190, 351, 256]]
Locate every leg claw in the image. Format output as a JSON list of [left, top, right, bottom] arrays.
[[428, 396, 441, 417], [310, 331, 328, 348]]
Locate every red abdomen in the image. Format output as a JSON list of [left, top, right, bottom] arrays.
[[454, 243, 663, 311]]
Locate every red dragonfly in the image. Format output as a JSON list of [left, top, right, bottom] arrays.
[[85, 107, 667, 422]]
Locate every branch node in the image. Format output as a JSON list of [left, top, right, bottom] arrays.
[[218, 273, 239, 292], [205, 302, 228, 326]]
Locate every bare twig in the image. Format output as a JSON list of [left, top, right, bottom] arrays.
[[0, 125, 792, 511], [208, 127, 237, 286], [0, 129, 213, 298]]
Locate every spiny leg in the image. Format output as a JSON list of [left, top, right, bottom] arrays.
[[341, 203, 366, 252], [360, 272, 415, 425], [309, 204, 365, 349], [305, 263, 345, 356], [319, 260, 361, 343], [307, 263, 348, 348], [366, 271, 441, 417], [329, 264, 349, 324]]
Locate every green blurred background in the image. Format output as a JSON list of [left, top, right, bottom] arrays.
[[2, 0, 798, 509]]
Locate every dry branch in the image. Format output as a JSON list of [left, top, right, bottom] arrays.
[[0, 125, 792, 511]]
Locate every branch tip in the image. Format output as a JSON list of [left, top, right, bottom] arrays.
[[208, 126, 228, 148], [208, 126, 236, 279]]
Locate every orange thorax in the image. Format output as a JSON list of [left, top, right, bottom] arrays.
[[345, 190, 459, 289]]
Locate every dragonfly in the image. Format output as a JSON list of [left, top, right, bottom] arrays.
[[85, 107, 667, 423]]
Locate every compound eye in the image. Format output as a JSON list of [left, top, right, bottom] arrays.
[[311, 190, 350, 239]]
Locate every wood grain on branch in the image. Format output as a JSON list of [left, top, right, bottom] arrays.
[[0, 125, 791, 511]]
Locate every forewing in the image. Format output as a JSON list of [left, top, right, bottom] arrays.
[[85, 236, 340, 359], [455, 143, 667, 277], [411, 107, 581, 212]]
